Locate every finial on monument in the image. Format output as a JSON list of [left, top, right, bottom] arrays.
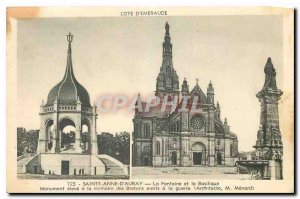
[[267, 57, 272, 63], [196, 78, 199, 85], [67, 32, 73, 43], [165, 22, 170, 34], [208, 80, 213, 89]]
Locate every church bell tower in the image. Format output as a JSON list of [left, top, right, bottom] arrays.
[[155, 22, 179, 99]]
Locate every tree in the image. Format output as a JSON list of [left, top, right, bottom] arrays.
[[97, 132, 130, 165], [17, 128, 39, 156]]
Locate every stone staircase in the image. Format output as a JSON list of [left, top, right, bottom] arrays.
[[97, 155, 129, 176], [17, 153, 36, 173]]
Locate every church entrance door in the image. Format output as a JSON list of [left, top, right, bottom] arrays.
[[61, 161, 69, 175], [191, 142, 206, 166], [217, 153, 222, 165], [171, 152, 177, 165], [193, 152, 202, 165], [143, 156, 150, 166]]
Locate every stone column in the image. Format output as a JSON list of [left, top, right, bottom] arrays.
[[37, 124, 47, 153], [50, 125, 57, 153], [58, 130, 62, 152], [269, 159, 276, 180], [75, 126, 82, 152], [91, 106, 98, 155], [207, 106, 215, 166], [208, 138, 215, 166]]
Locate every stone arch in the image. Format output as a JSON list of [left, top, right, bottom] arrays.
[[44, 118, 54, 126], [59, 117, 76, 130], [59, 117, 76, 151], [155, 141, 160, 155], [142, 145, 151, 166], [191, 142, 206, 165], [45, 119, 54, 151]]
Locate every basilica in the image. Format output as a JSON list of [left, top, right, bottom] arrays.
[[132, 22, 239, 167]]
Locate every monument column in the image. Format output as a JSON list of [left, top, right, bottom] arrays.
[[254, 58, 283, 180]]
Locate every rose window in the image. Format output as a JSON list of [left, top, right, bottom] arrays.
[[190, 115, 205, 130]]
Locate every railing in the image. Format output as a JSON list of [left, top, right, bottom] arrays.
[[59, 105, 77, 111], [41, 105, 92, 113], [43, 106, 54, 113]]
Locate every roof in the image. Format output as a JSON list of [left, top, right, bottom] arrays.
[[45, 36, 91, 107]]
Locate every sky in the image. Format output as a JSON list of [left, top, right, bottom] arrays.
[[17, 16, 283, 151]]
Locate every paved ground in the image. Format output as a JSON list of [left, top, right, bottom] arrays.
[[132, 166, 250, 180]]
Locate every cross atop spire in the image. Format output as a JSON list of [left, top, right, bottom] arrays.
[[67, 32, 73, 43]]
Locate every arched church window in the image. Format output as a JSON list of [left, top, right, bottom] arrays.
[[162, 140, 165, 155], [144, 124, 150, 138], [156, 141, 160, 155], [135, 124, 141, 138], [176, 121, 180, 131], [215, 123, 225, 134]]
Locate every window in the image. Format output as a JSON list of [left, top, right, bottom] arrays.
[[135, 124, 141, 138], [190, 115, 205, 131], [156, 141, 160, 155], [162, 140, 164, 155], [143, 124, 150, 138]]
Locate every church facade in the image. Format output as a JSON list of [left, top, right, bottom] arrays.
[[132, 23, 239, 167]]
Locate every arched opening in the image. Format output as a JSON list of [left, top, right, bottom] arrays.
[[80, 118, 91, 153], [45, 119, 54, 152], [143, 124, 150, 138], [217, 152, 222, 165], [156, 141, 160, 155], [191, 142, 206, 166], [81, 119, 91, 153], [59, 118, 76, 152], [142, 146, 151, 166], [134, 124, 141, 138], [171, 151, 177, 165]]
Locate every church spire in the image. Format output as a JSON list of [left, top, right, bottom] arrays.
[[163, 22, 172, 56], [207, 81, 214, 104], [155, 22, 179, 97], [63, 32, 76, 80]]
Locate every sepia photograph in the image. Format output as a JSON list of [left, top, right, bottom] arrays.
[[6, 7, 294, 193]]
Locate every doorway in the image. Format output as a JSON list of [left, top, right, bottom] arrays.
[[171, 152, 177, 165], [61, 161, 69, 175], [193, 152, 202, 165], [34, 166, 38, 174], [143, 156, 150, 166], [217, 153, 222, 165]]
